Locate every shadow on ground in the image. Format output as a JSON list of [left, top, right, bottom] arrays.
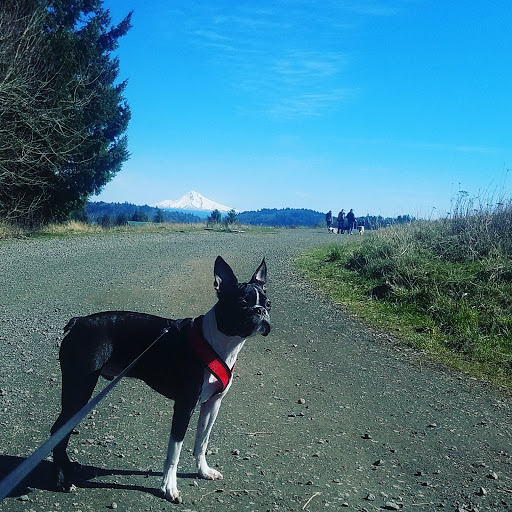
[[0, 455, 198, 499]]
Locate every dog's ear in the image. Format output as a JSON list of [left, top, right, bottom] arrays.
[[214, 256, 238, 292], [250, 258, 267, 290]]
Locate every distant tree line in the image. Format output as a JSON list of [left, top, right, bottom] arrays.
[[74, 201, 203, 225], [238, 208, 325, 227], [238, 208, 415, 229], [73, 202, 415, 230], [361, 214, 415, 230]]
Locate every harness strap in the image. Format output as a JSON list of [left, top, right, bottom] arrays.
[[186, 319, 233, 393]]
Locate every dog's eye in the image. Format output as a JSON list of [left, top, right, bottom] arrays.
[[265, 299, 271, 310]]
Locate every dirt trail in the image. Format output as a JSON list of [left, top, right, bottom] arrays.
[[0, 229, 510, 512]]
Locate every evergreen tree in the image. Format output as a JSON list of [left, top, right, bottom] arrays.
[[207, 209, 222, 226], [223, 209, 238, 227], [154, 209, 165, 223], [132, 208, 149, 222], [115, 213, 128, 226], [100, 214, 112, 228], [0, 0, 132, 225]]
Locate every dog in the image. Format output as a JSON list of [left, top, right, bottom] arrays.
[[328, 226, 337, 234], [357, 226, 365, 234], [50, 256, 271, 501]]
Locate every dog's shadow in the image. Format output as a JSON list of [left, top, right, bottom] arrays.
[[0, 455, 197, 499]]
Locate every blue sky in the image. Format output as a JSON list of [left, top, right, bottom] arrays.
[[96, 0, 512, 218]]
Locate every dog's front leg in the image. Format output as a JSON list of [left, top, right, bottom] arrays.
[[194, 393, 225, 481], [161, 400, 195, 501]]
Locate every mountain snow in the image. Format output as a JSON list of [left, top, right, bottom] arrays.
[[153, 190, 234, 212]]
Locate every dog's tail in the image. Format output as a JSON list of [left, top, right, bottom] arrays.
[[63, 317, 78, 334]]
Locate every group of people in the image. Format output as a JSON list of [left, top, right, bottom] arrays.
[[325, 209, 357, 234]]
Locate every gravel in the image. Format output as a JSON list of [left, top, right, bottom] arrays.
[[0, 228, 511, 511]]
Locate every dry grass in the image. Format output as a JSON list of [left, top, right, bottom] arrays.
[[36, 221, 206, 237], [0, 221, 25, 239]]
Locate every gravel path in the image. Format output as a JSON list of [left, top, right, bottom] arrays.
[[0, 229, 510, 512]]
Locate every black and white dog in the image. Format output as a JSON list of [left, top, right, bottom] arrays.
[[50, 256, 271, 501]]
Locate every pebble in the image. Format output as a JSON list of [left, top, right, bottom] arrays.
[[476, 487, 487, 496], [486, 471, 498, 480], [383, 501, 400, 511], [18, 495, 30, 502]]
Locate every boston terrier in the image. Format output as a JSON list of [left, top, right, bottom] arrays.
[[50, 256, 271, 501]]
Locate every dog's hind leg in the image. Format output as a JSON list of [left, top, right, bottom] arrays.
[[51, 368, 100, 492]]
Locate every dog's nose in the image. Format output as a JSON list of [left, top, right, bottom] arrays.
[[254, 306, 267, 316]]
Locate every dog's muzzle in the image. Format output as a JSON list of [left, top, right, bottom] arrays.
[[253, 306, 271, 336]]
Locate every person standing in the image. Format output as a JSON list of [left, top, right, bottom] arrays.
[[325, 210, 333, 232], [346, 208, 356, 234], [337, 209, 345, 234]]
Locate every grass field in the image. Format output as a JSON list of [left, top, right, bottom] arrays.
[[297, 196, 512, 388]]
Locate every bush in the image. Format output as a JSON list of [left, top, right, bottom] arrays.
[[100, 214, 112, 229], [207, 209, 222, 226]]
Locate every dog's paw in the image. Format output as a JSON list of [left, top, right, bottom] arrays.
[[199, 465, 224, 481], [54, 464, 78, 493], [160, 483, 181, 503]]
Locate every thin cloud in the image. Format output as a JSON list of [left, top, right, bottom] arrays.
[[179, 1, 405, 118], [182, 2, 365, 118], [265, 90, 355, 119]]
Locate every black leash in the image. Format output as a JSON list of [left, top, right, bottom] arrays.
[[0, 327, 170, 502]]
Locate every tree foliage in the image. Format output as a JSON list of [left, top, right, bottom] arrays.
[[0, 0, 132, 225], [223, 209, 238, 226], [207, 209, 222, 226], [153, 208, 165, 223], [131, 208, 149, 223]]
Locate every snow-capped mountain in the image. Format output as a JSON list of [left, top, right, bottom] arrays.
[[153, 190, 234, 212]]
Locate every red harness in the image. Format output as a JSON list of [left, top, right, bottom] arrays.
[[186, 320, 234, 394]]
